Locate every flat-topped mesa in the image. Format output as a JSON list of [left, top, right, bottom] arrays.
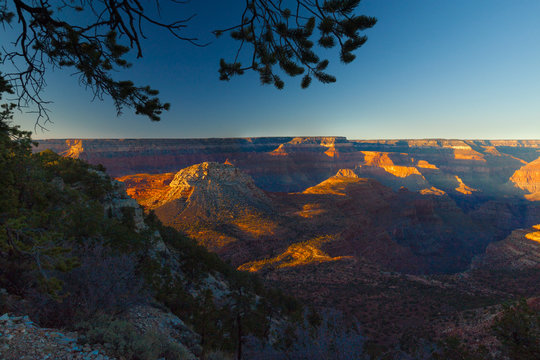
[[288, 136, 348, 145], [353, 139, 540, 148], [270, 136, 354, 157]]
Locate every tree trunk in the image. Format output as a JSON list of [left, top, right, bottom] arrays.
[[236, 313, 242, 360]]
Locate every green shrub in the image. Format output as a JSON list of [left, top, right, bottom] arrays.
[[78, 315, 192, 360], [492, 299, 540, 360]]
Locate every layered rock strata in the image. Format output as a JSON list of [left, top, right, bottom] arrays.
[[35, 138, 540, 197]]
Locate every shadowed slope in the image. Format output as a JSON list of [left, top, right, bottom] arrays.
[[118, 163, 540, 347], [473, 224, 540, 270], [146, 162, 283, 264]]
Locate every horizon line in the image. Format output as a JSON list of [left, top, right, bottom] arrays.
[[32, 136, 540, 141]]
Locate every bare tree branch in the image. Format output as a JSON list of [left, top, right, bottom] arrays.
[[0, 0, 376, 129]]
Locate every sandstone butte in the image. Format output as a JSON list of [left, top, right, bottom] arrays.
[[128, 162, 284, 265], [153, 161, 266, 207], [269, 136, 352, 158], [510, 156, 540, 200], [147, 162, 273, 227], [360, 151, 423, 178], [302, 168, 365, 196]]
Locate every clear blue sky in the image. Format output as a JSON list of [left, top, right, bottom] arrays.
[[13, 0, 540, 139]]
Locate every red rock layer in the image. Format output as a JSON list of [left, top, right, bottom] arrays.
[[35, 138, 539, 197], [510, 156, 540, 199]]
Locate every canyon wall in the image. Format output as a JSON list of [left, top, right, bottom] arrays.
[[34, 137, 540, 346], [119, 162, 540, 345], [35, 137, 540, 197]]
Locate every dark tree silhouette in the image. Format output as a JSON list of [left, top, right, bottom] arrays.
[[492, 299, 540, 360], [0, 0, 376, 127]]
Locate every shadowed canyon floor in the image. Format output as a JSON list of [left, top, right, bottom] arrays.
[[37, 137, 540, 347]]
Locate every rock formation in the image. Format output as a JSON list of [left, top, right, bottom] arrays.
[[116, 172, 175, 208], [142, 162, 281, 264], [473, 225, 540, 270], [510, 156, 540, 200], [454, 175, 477, 195], [0, 314, 115, 360], [33, 137, 540, 349], [34, 137, 540, 197], [121, 165, 519, 275]]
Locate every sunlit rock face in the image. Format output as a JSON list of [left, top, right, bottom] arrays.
[[472, 225, 540, 270], [238, 237, 355, 273], [454, 175, 477, 195], [526, 225, 540, 242], [40, 137, 540, 268], [117, 161, 540, 346], [35, 137, 540, 199], [360, 151, 423, 177], [417, 160, 438, 169], [61, 139, 85, 159], [510, 156, 540, 200], [353, 151, 429, 191], [116, 172, 175, 208], [131, 162, 281, 265], [120, 165, 513, 274], [420, 186, 446, 196], [152, 162, 270, 211]]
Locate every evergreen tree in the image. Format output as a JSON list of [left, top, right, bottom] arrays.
[[492, 299, 540, 360], [0, 1, 376, 127]]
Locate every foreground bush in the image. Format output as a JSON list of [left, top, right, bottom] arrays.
[[77, 315, 193, 360], [492, 299, 540, 360]]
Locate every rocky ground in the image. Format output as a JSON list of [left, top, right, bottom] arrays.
[[0, 313, 114, 360]]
